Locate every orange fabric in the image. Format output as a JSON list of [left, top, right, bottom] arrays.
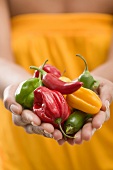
[[0, 13, 113, 170]]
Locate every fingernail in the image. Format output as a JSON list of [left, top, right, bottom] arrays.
[[98, 125, 102, 130], [92, 128, 96, 135], [10, 104, 18, 114], [43, 130, 53, 138], [32, 126, 44, 134], [31, 122, 38, 126], [43, 133, 53, 138]]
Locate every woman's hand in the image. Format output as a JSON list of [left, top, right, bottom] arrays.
[[57, 76, 113, 145], [3, 84, 56, 138], [3, 76, 113, 145]]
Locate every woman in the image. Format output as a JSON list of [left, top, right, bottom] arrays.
[[0, 0, 113, 169]]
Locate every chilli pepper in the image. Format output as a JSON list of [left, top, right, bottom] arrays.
[[59, 76, 72, 82], [34, 64, 61, 78], [76, 54, 99, 90], [66, 87, 102, 114], [33, 86, 75, 138], [15, 78, 42, 109], [30, 66, 83, 95], [63, 110, 92, 135]]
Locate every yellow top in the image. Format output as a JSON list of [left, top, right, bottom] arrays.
[[0, 13, 113, 170]]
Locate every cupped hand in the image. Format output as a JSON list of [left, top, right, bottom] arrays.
[[3, 84, 61, 139], [3, 76, 113, 145], [57, 76, 113, 145]]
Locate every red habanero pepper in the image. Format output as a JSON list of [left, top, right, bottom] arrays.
[[33, 86, 75, 138], [33, 86, 70, 125], [30, 66, 83, 95], [33, 64, 61, 78]]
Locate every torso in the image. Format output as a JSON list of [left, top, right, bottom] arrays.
[[8, 0, 113, 17]]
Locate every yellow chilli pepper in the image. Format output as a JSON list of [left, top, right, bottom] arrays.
[[59, 76, 72, 82], [66, 87, 102, 114]]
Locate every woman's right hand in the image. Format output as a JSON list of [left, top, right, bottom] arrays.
[[3, 84, 63, 139]]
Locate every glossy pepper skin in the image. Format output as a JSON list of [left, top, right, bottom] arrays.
[[64, 110, 92, 135], [42, 73, 83, 95], [66, 87, 102, 114], [33, 64, 61, 78], [76, 54, 99, 91], [15, 78, 42, 109], [30, 66, 83, 95], [33, 86, 70, 127], [59, 76, 72, 82]]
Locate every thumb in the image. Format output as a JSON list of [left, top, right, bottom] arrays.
[[3, 84, 23, 114], [99, 86, 111, 112]]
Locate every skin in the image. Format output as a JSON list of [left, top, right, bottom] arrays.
[[0, 0, 113, 145]]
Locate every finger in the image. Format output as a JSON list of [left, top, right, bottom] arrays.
[[57, 139, 66, 145], [21, 110, 41, 125], [25, 124, 34, 134], [12, 114, 29, 126], [99, 83, 112, 111], [43, 132, 53, 138], [104, 100, 110, 121], [72, 130, 83, 144], [52, 129, 63, 140], [32, 126, 45, 134], [31, 122, 54, 138], [32, 125, 53, 138], [41, 123, 54, 133], [3, 84, 22, 114], [92, 110, 108, 129], [24, 124, 50, 137], [105, 108, 110, 121], [12, 109, 41, 127], [10, 104, 23, 115], [24, 124, 48, 136], [81, 122, 93, 141], [66, 138, 76, 145], [62, 134, 77, 145]]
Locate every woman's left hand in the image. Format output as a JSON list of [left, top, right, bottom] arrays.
[[56, 77, 113, 145]]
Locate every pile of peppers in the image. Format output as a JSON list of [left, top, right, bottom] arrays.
[[15, 55, 102, 139]]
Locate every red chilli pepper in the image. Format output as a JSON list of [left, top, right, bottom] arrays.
[[30, 66, 83, 94], [33, 64, 61, 78], [33, 86, 74, 138], [33, 86, 70, 125]]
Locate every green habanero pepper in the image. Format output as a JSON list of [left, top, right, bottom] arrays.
[[15, 77, 42, 109], [63, 110, 92, 135], [76, 54, 99, 91]]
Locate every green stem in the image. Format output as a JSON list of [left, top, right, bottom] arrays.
[[76, 54, 88, 71], [39, 59, 48, 79], [30, 59, 48, 77], [65, 126, 74, 134], [30, 66, 46, 75], [55, 118, 76, 139], [39, 71, 42, 80], [41, 59, 48, 69]]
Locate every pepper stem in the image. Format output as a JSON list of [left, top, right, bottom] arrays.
[[30, 59, 48, 76], [30, 66, 42, 71], [41, 59, 48, 69], [39, 59, 48, 79], [76, 54, 88, 71], [65, 126, 74, 134], [55, 118, 76, 139], [30, 65, 46, 77]]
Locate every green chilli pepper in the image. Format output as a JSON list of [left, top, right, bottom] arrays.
[[15, 78, 42, 109], [76, 54, 99, 91], [63, 110, 92, 135]]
